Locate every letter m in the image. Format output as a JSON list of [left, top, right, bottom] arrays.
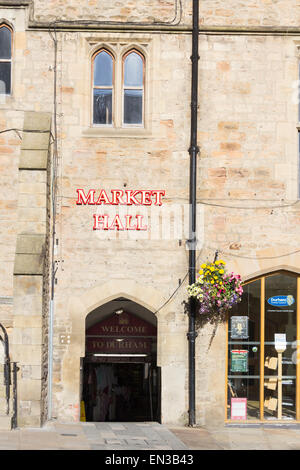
[[76, 189, 95, 205]]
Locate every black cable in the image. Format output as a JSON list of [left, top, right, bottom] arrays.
[[208, 246, 300, 261], [0, 128, 51, 135], [152, 249, 205, 315], [152, 241, 300, 315], [164, 196, 299, 210], [197, 199, 299, 210]]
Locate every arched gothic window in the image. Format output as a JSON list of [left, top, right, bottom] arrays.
[[92, 49, 114, 125], [0, 24, 12, 95], [123, 50, 144, 125]]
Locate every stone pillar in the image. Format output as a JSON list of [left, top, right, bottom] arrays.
[[12, 111, 51, 427]]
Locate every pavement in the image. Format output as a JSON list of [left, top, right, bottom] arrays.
[[1, 421, 300, 450], [170, 424, 300, 450], [0, 421, 187, 451]]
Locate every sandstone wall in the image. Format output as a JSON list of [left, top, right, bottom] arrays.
[[24, 0, 300, 29], [0, 0, 300, 426]]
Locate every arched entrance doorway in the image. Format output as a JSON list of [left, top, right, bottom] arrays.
[[80, 297, 160, 422], [226, 270, 300, 422]]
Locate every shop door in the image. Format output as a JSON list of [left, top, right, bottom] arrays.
[[227, 271, 300, 422], [263, 273, 297, 420], [227, 279, 261, 420]]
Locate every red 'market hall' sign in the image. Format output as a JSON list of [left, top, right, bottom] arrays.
[[86, 312, 157, 354], [76, 188, 165, 231]]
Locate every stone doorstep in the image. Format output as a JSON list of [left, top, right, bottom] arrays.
[[0, 415, 12, 431]]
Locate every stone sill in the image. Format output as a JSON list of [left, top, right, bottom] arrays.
[[82, 126, 152, 139]]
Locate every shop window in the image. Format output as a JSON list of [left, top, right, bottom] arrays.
[[0, 24, 12, 95], [226, 271, 300, 422], [123, 50, 144, 126], [92, 49, 114, 125]]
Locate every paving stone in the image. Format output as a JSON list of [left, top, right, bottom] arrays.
[[105, 439, 123, 445], [108, 424, 125, 430], [125, 438, 147, 446]]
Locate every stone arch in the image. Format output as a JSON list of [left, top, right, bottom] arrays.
[[224, 249, 300, 285], [67, 279, 168, 360], [242, 264, 300, 283], [57, 280, 171, 422]]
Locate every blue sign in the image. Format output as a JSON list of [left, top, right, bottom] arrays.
[[267, 295, 295, 307]]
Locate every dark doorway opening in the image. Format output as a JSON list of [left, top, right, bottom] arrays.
[[82, 359, 161, 422]]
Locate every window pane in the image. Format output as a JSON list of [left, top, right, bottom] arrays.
[[124, 52, 143, 87], [0, 62, 11, 94], [94, 51, 113, 87], [0, 26, 11, 59], [93, 89, 112, 125], [124, 89, 142, 124]]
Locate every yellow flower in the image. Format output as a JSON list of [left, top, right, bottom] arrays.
[[201, 263, 206, 269], [219, 269, 224, 274], [199, 269, 203, 275]]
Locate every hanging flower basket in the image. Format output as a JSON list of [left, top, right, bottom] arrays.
[[187, 259, 243, 317]]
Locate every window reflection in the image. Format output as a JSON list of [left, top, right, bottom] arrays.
[[123, 51, 144, 125], [93, 50, 113, 125], [0, 25, 12, 94], [94, 51, 113, 87], [124, 52, 143, 87]]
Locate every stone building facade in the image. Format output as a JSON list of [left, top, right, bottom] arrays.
[[0, 0, 300, 428]]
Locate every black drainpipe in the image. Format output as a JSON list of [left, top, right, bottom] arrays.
[[187, 0, 199, 427]]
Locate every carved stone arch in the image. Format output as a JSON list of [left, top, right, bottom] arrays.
[[243, 265, 300, 283], [0, 19, 14, 32], [90, 44, 116, 62], [120, 44, 148, 61], [67, 279, 167, 357], [224, 249, 300, 285]]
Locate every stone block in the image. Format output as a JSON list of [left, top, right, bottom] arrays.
[[16, 234, 45, 255], [0, 415, 12, 431], [13, 276, 43, 297], [19, 149, 48, 170], [13, 316, 43, 328], [18, 379, 42, 401], [18, 414, 41, 428], [12, 327, 43, 345], [23, 111, 52, 132], [21, 132, 50, 151], [12, 345, 42, 365], [14, 254, 44, 275], [13, 293, 43, 316]]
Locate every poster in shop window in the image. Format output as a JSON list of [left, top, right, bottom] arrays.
[[230, 316, 249, 339], [231, 349, 248, 373], [231, 398, 247, 420]]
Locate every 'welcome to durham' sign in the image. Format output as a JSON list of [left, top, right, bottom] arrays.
[[76, 188, 165, 231], [86, 311, 157, 354]]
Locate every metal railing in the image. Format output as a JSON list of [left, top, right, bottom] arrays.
[[0, 323, 19, 429]]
